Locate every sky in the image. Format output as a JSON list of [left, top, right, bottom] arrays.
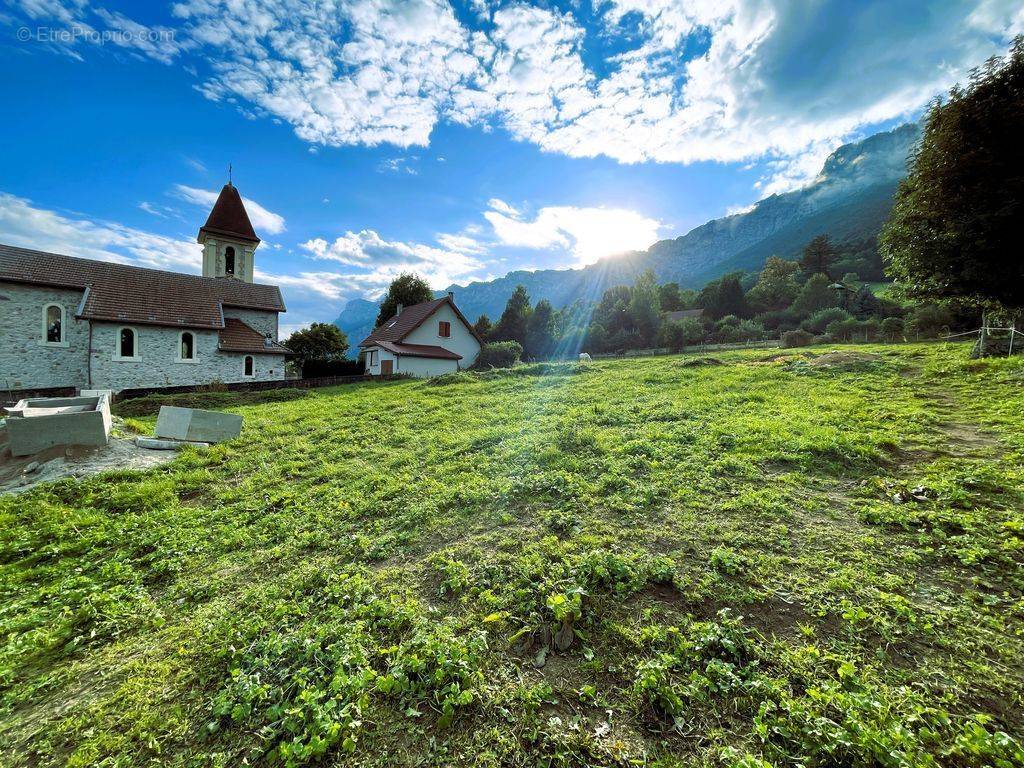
[[0, 1, 1020, 333]]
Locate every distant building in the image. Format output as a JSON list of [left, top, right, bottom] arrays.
[[359, 294, 482, 377], [664, 309, 705, 322], [0, 183, 290, 394]]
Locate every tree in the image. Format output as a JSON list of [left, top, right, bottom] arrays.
[[746, 256, 800, 312], [800, 235, 838, 279], [658, 318, 704, 351], [882, 38, 1024, 311], [658, 282, 684, 312], [375, 272, 434, 327], [525, 299, 557, 359], [628, 270, 662, 345], [474, 314, 493, 340], [285, 323, 349, 365], [491, 285, 532, 347], [849, 284, 881, 319], [789, 273, 837, 317], [905, 305, 952, 339], [699, 272, 749, 320], [880, 317, 905, 342]]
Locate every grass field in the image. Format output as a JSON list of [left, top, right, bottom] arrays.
[[2, 344, 1023, 767]]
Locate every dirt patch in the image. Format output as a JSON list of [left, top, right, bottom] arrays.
[[785, 351, 885, 373], [936, 421, 1001, 456], [0, 423, 177, 495]]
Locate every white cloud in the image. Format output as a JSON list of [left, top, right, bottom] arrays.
[[487, 198, 520, 217], [10, 0, 1024, 192], [484, 204, 663, 265], [172, 184, 287, 235], [301, 229, 487, 294], [0, 192, 200, 271]]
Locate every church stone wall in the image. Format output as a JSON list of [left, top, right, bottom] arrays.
[[88, 322, 285, 392], [0, 281, 89, 390], [223, 307, 279, 339]]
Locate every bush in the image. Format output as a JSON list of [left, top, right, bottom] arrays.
[[659, 318, 704, 352], [475, 341, 523, 369], [812, 333, 834, 345], [880, 317, 905, 342], [736, 319, 768, 341], [906, 305, 953, 339], [781, 329, 813, 348], [826, 318, 861, 342], [802, 308, 852, 335]]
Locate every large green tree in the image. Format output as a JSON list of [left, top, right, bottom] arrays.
[[525, 299, 558, 359], [473, 314, 493, 340], [799, 235, 838, 279], [699, 272, 749, 320], [491, 285, 532, 347], [375, 272, 434, 327], [285, 323, 349, 365], [882, 37, 1024, 311], [746, 256, 800, 312], [628, 270, 662, 345], [789, 273, 837, 316]]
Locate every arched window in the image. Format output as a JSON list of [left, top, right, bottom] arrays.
[[118, 327, 137, 359], [224, 246, 236, 276], [179, 331, 195, 361], [42, 303, 64, 344], [244, 355, 254, 377]]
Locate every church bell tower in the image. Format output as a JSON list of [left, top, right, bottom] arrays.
[[197, 181, 260, 282]]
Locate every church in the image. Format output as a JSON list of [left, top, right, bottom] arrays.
[[0, 183, 290, 396]]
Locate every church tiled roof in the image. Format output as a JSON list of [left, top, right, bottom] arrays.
[[0, 243, 285, 330], [219, 318, 292, 355], [198, 183, 260, 244]]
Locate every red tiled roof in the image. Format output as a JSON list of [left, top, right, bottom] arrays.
[[374, 341, 462, 360], [219, 318, 292, 355], [0, 243, 285, 329], [359, 295, 482, 347], [198, 183, 260, 243]]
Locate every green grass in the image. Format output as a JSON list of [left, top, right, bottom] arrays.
[[2, 344, 1023, 767]]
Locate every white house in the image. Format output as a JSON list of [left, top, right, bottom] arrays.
[[359, 293, 482, 377], [0, 182, 291, 395]]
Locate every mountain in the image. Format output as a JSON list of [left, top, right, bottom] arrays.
[[335, 123, 920, 343]]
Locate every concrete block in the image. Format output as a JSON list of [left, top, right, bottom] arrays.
[[155, 406, 242, 443], [4, 394, 111, 457], [80, 389, 114, 401]]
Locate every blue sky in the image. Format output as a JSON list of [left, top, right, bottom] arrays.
[[0, 0, 1020, 332]]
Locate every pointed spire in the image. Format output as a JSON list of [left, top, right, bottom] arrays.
[[197, 181, 260, 244]]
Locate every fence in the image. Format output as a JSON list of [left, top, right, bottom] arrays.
[[591, 338, 779, 360], [115, 374, 373, 402]]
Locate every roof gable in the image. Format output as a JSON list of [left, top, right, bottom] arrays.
[[0, 243, 285, 329], [359, 296, 481, 347], [198, 183, 260, 244]]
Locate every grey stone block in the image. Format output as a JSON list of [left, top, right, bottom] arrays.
[[155, 406, 242, 443], [4, 394, 111, 457]]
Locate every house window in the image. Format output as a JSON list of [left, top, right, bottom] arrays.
[[42, 304, 64, 344], [179, 331, 195, 361], [117, 327, 138, 359], [225, 246, 236, 276], [439, 321, 451, 338], [244, 355, 254, 377], [367, 350, 377, 367]]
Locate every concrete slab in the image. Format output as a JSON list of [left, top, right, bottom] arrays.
[[155, 407, 242, 443]]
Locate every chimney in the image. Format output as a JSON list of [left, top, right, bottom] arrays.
[[396, 303, 403, 316], [447, 290, 454, 300]]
